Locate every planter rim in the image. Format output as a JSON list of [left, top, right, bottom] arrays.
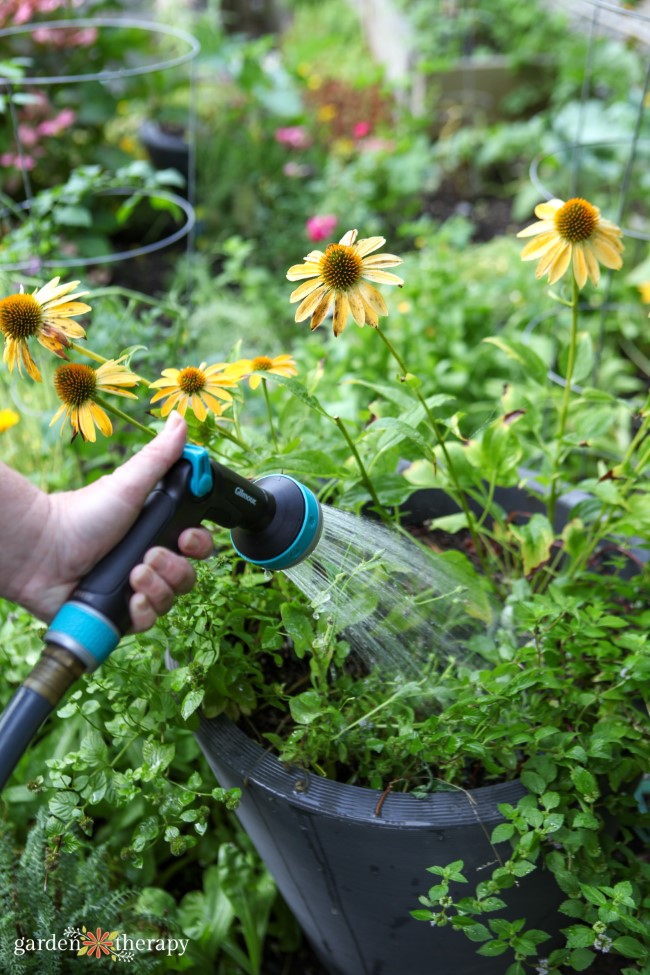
[[197, 713, 525, 829], [0, 17, 200, 87], [0, 187, 195, 272]]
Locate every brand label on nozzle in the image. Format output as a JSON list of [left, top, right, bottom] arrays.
[[235, 486, 257, 505]]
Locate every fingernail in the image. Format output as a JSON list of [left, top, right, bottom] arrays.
[[183, 529, 205, 555], [165, 411, 184, 432]]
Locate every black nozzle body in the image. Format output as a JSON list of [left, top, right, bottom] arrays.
[[54, 450, 276, 644]]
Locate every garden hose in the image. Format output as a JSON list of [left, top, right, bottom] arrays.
[[0, 445, 323, 791]]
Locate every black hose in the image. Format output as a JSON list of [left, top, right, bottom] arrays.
[[0, 643, 86, 792], [0, 685, 53, 790]]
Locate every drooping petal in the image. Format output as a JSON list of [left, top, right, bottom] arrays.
[[583, 243, 601, 286], [158, 390, 184, 414], [201, 391, 227, 414], [90, 402, 112, 438], [49, 403, 67, 428], [78, 403, 98, 442], [360, 296, 379, 328], [533, 240, 565, 278], [191, 394, 207, 421], [546, 242, 572, 285], [295, 284, 329, 321], [358, 281, 388, 316], [347, 287, 366, 326], [519, 231, 559, 261], [21, 341, 42, 381], [590, 235, 624, 270], [572, 243, 589, 290], [309, 291, 334, 331], [332, 293, 350, 336], [289, 277, 327, 303]]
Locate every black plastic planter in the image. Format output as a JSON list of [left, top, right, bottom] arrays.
[[196, 715, 562, 975]]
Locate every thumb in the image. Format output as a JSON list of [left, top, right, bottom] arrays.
[[108, 411, 188, 513]]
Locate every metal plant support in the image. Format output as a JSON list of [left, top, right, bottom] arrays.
[[0, 17, 200, 274]]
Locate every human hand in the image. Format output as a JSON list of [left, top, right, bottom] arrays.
[[10, 412, 214, 630]]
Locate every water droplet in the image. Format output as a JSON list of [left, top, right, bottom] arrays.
[[313, 612, 319, 620]]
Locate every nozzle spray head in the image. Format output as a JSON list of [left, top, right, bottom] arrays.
[[231, 474, 323, 570]]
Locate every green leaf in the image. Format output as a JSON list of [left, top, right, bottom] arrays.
[[289, 689, 325, 725], [263, 372, 329, 417], [370, 416, 438, 460], [568, 948, 596, 971], [565, 924, 595, 949], [181, 688, 205, 720], [613, 937, 648, 960], [483, 336, 549, 385], [571, 767, 599, 801], [410, 909, 434, 921], [509, 514, 554, 575], [491, 823, 515, 844], [281, 603, 314, 651], [477, 940, 510, 957], [142, 740, 175, 778], [520, 770, 546, 794], [132, 815, 160, 852], [79, 728, 108, 765], [55, 204, 93, 227], [49, 790, 80, 819]]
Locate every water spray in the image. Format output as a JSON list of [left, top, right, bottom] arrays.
[[0, 445, 323, 791]]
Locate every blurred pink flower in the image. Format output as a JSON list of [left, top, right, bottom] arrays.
[[17, 124, 38, 148], [37, 108, 76, 136], [32, 25, 98, 46], [306, 214, 338, 242], [352, 121, 371, 138], [7, 0, 74, 27], [275, 126, 311, 150], [0, 152, 36, 170]]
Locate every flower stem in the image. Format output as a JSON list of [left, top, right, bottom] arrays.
[[333, 414, 387, 517], [376, 325, 483, 558], [69, 341, 107, 365], [548, 278, 580, 525], [94, 395, 155, 439], [215, 422, 251, 451], [261, 377, 279, 451]]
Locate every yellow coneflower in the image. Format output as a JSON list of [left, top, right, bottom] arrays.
[[0, 408, 19, 433], [0, 277, 91, 381], [241, 354, 298, 389], [517, 197, 623, 289], [149, 362, 242, 421], [287, 229, 403, 337], [50, 359, 139, 442]]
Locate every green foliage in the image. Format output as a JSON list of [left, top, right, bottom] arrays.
[[1, 1, 650, 971], [0, 162, 186, 269]]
